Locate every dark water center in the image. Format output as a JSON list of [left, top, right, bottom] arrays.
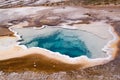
[[22, 30, 91, 58]]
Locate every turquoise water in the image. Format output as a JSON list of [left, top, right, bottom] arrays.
[[22, 29, 91, 58], [15, 26, 108, 58]]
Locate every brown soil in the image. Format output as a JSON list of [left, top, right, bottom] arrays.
[[0, 26, 14, 36], [0, 54, 82, 73], [111, 21, 120, 58]]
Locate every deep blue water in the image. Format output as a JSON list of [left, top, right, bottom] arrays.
[[22, 30, 91, 58]]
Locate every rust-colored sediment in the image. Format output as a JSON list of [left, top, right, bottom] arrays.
[[0, 54, 82, 73], [111, 21, 120, 58], [0, 26, 14, 36]]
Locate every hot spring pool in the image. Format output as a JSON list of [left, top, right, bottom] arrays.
[[23, 31, 91, 57], [13, 26, 110, 58]]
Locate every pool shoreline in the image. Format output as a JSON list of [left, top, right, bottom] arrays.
[[0, 23, 119, 71], [1, 23, 117, 67]]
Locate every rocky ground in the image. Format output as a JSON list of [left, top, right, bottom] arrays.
[[0, 0, 67, 8], [1, 0, 120, 8]]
